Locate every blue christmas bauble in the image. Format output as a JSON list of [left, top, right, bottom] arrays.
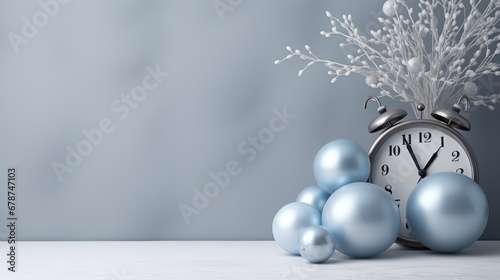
[[407, 172, 489, 253], [296, 185, 330, 213], [313, 139, 370, 194], [298, 225, 335, 263], [322, 182, 400, 258], [272, 202, 321, 255]]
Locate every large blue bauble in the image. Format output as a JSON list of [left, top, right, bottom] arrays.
[[272, 202, 321, 255], [298, 225, 336, 263], [322, 182, 400, 258], [407, 172, 489, 253], [313, 139, 370, 194], [296, 186, 330, 213]]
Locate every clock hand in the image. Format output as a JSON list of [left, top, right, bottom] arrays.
[[417, 146, 442, 183], [422, 146, 441, 171], [406, 144, 422, 171]]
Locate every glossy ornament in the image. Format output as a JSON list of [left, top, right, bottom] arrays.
[[298, 225, 335, 263], [272, 202, 321, 255], [296, 186, 330, 213], [365, 73, 379, 87], [407, 172, 489, 253], [463, 81, 478, 96], [407, 57, 422, 73], [382, 0, 398, 17], [322, 182, 400, 258], [313, 139, 370, 194]]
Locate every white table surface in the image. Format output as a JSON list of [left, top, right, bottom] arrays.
[[0, 241, 499, 279]]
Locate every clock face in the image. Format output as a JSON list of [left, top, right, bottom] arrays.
[[369, 120, 478, 246]]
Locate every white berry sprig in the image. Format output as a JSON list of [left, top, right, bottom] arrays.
[[276, 0, 500, 118]]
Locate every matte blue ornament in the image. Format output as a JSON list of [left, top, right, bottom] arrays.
[[407, 172, 489, 253], [298, 225, 336, 263], [296, 186, 330, 213], [272, 202, 321, 255], [322, 182, 400, 258], [313, 139, 370, 194]]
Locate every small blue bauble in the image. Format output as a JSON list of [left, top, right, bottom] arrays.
[[407, 172, 489, 253], [272, 202, 321, 255], [296, 186, 330, 213], [298, 225, 335, 263], [313, 139, 370, 194], [322, 182, 400, 258]]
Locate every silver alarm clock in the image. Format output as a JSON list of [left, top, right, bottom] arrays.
[[364, 95, 479, 248]]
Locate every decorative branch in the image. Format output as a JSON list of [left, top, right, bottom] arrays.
[[275, 0, 500, 118]]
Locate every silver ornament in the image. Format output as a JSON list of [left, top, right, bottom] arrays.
[[296, 186, 330, 213], [463, 81, 478, 96], [313, 139, 370, 194], [272, 202, 321, 255], [407, 57, 422, 73], [382, 0, 398, 17], [322, 182, 400, 258], [298, 225, 335, 263], [407, 172, 489, 253], [365, 74, 379, 88]]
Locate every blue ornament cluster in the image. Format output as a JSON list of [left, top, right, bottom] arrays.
[[272, 139, 489, 263], [273, 139, 400, 263]]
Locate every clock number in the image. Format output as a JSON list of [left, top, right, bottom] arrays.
[[381, 164, 389, 176], [388, 145, 401, 156], [419, 132, 432, 143], [456, 168, 464, 174], [384, 185, 393, 195], [452, 150, 460, 162], [402, 134, 411, 145], [395, 198, 400, 208], [441, 136, 445, 148]]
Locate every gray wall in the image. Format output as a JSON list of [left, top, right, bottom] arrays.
[[0, 0, 499, 241]]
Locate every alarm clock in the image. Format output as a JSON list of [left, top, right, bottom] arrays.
[[364, 95, 479, 248]]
